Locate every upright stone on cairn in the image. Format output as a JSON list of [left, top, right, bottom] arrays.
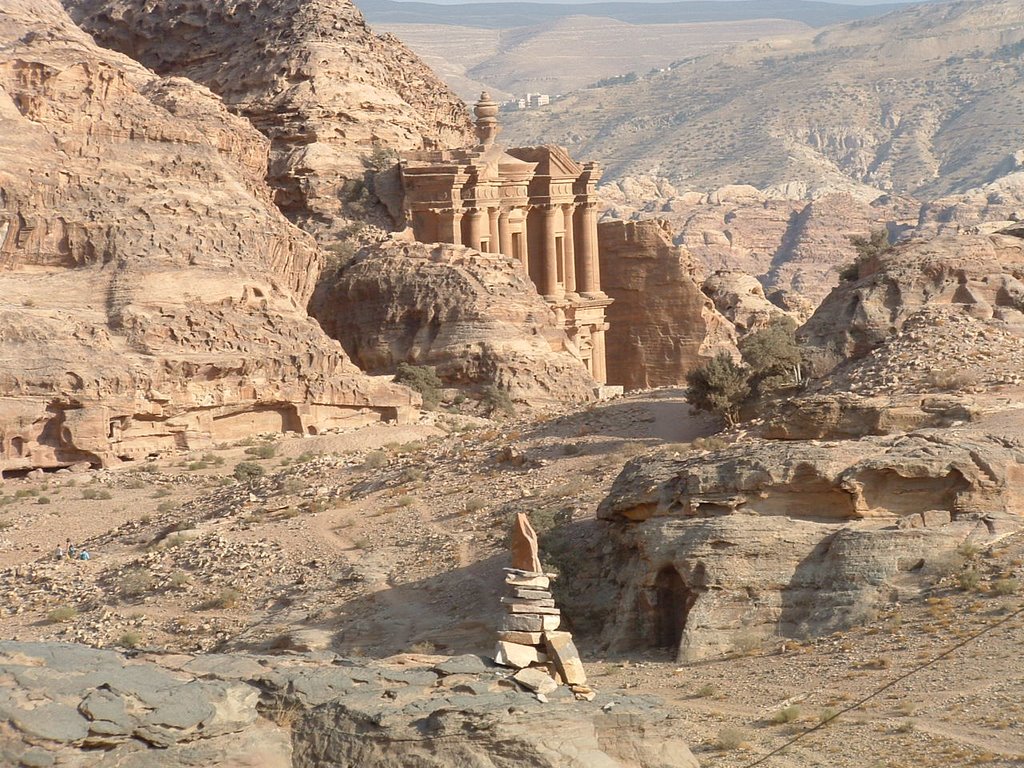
[[494, 513, 593, 700]]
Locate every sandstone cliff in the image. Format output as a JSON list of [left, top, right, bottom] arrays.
[[591, 430, 1024, 660], [0, 0, 414, 474], [597, 219, 737, 389], [64, 0, 474, 238], [312, 240, 597, 405]]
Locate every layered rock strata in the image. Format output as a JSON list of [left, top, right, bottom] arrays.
[[312, 241, 597, 405], [597, 219, 738, 389], [0, 0, 414, 474], [592, 431, 1024, 660], [0, 641, 700, 768], [64, 0, 475, 237], [600, 178, 919, 306]]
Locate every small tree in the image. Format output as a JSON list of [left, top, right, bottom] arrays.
[[393, 363, 443, 410], [840, 229, 894, 281], [686, 353, 750, 426], [739, 316, 804, 393]]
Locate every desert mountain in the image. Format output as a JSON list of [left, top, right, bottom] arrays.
[[65, 0, 474, 237], [0, 0, 414, 472], [358, 0, 918, 29], [374, 15, 811, 99], [502, 0, 1024, 205]]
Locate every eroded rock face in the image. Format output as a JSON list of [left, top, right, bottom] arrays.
[[600, 179, 918, 306], [801, 232, 1024, 359], [598, 220, 737, 390], [64, 0, 475, 237], [0, 0, 414, 473], [312, 240, 597, 405], [0, 641, 699, 768], [591, 431, 1024, 660], [701, 270, 792, 334]]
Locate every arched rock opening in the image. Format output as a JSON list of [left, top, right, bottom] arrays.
[[654, 566, 698, 651]]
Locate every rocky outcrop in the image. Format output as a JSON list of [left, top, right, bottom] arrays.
[[0, 641, 699, 768], [600, 179, 919, 306], [64, 0, 475, 237], [701, 270, 792, 334], [0, 0, 414, 474], [590, 430, 1024, 660], [312, 240, 597, 405], [800, 232, 1024, 365], [597, 220, 737, 390]]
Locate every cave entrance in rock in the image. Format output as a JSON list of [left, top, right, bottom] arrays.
[[654, 566, 697, 650]]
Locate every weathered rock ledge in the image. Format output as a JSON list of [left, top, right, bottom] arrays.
[[0, 641, 699, 768], [588, 430, 1024, 660]]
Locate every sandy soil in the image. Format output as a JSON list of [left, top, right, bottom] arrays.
[[1, 388, 1022, 766]]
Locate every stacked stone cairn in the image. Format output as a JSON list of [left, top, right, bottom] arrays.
[[493, 513, 595, 701]]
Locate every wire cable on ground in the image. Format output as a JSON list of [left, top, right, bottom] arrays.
[[742, 602, 1024, 767]]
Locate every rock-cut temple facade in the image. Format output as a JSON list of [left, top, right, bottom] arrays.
[[398, 94, 612, 383]]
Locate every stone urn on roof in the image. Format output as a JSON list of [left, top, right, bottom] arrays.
[[474, 91, 501, 148]]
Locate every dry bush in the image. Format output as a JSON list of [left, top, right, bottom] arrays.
[[769, 706, 801, 724], [716, 726, 749, 751]]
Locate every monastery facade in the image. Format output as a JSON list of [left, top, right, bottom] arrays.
[[398, 94, 611, 383]]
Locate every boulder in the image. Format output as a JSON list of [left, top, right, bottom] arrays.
[[591, 430, 1024, 660], [312, 241, 597, 406]]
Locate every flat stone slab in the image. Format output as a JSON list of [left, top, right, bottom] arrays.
[[493, 641, 546, 670], [504, 603, 560, 615], [496, 631, 543, 645], [504, 574, 550, 589], [544, 631, 587, 686], [512, 588, 552, 600], [512, 667, 558, 695], [501, 597, 556, 609]]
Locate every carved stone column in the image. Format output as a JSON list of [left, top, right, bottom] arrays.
[[439, 210, 463, 245], [575, 203, 596, 294], [562, 204, 577, 295], [487, 207, 501, 253], [541, 204, 561, 298], [592, 326, 608, 384], [466, 208, 486, 251], [498, 210, 513, 259]]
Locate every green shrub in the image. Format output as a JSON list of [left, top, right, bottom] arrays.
[[958, 569, 982, 592], [36, 496, 51, 505], [686, 353, 750, 425], [739, 316, 804, 392], [81, 488, 112, 500], [393, 363, 443, 410], [117, 631, 142, 649], [991, 577, 1019, 596], [201, 588, 240, 610], [120, 569, 156, 598], [233, 461, 265, 481], [481, 385, 516, 417], [840, 229, 894, 281], [245, 443, 277, 460], [396, 495, 416, 507]]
